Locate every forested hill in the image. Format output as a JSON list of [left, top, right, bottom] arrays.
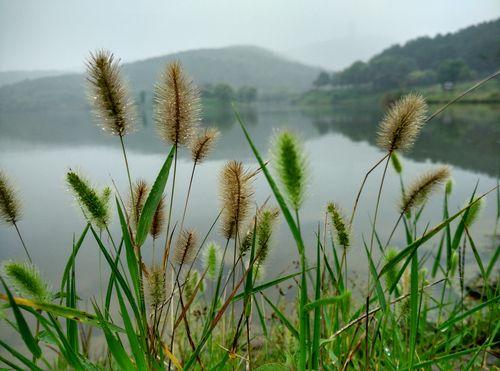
[[318, 18, 500, 90], [0, 46, 321, 112]]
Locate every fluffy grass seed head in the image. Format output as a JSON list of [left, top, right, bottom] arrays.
[[463, 197, 485, 228], [400, 166, 451, 214], [256, 207, 280, 266], [203, 242, 222, 280], [129, 179, 149, 229], [173, 229, 198, 265], [150, 196, 166, 240], [147, 265, 166, 309], [377, 93, 427, 152], [0, 171, 22, 225], [191, 127, 220, 163], [66, 170, 111, 229], [2, 261, 51, 302], [219, 161, 255, 239], [272, 130, 308, 210], [86, 50, 136, 136], [391, 152, 403, 174], [155, 61, 201, 147], [326, 202, 350, 248], [384, 247, 400, 290]]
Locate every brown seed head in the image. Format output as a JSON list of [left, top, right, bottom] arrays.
[[219, 161, 255, 240], [377, 93, 427, 152], [155, 61, 201, 147], [150, 196, 166, 240], [173, 229, 198, 265], [191, 127, 220, 163], [129, 179, 149, 230], [401, 166, 451, 213], [86, 50, 136, 136]]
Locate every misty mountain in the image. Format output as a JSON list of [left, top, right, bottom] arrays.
[[0, 46, 321, 112], [0, 70, 69, 87]]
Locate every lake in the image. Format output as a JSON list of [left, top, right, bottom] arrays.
[[0, 101, 498, 299]]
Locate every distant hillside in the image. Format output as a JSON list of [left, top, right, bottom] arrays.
[[0, 46, 320, 112], [316, 18, 500, 91], [0, 70, 68, 87]]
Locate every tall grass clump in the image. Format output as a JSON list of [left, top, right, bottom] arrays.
[[0, 52, 498, 371]]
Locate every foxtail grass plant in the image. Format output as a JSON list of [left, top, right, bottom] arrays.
[[86, 50, 137, 210], [1, 53, 499, 371], [0, 171, 32, 262]]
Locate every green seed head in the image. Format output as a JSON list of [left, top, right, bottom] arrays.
[[463, 197, 485, 228], [66, 171, 111, 229], [272, 130, 308, 210], [326, 202, 350, 248], [256, 208, 280, 266], [147, 265, 166, 309], [391, 152, 403, 174], [445, 178, 454, 195], [450, 251, 459, 277], [0, 171, 22, 225], [185, 270, 203, 299], [384, 247, 400, 290], [203, 242, 222, 280], [2, 261, 51, 302]]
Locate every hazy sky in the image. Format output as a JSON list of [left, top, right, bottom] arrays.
[[1, 0, 499, 71]]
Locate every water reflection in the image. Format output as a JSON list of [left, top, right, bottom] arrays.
[[0, 101, 498, 297]]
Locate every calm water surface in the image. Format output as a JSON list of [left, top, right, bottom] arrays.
[[0, 102, 498, 298]]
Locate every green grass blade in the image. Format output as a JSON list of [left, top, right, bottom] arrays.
[[438, 294, 500, 331], [90, 226, 142, 326], [93, 303, 135, 371], [135, 146, 175, 247], [311, 230, 321, 370], [363, 239, 387, 311], [59, 223, 90, 300], [303, 292, 350, 311], [379, 196, 487, 279], [0, 277, 41, 359], [0, 353, 24, 370], [232, 269, 310, 302], [408, 250, 419, 368], [0, 339, 43, 371], [116, 286, 148, 370], [117, 198, 140, 300], [261, 293, 299, 339]]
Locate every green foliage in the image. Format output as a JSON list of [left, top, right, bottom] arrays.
[[437, 59, 472, 85], [328, 19, 499, 90]]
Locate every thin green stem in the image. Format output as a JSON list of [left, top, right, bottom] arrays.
[[12, 221, 32, 263]]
